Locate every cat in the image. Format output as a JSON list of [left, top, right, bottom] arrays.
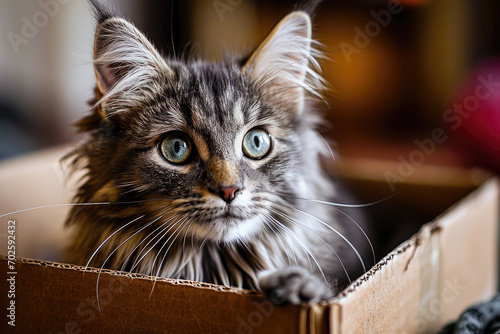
[[64, 0, 372, 305]]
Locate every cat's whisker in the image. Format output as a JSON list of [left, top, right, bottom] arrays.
[[182, 220, 195, 255], [275, 191, 394, 266], [150, 218, 192, 297], [277, 191, 398, 208], [120, 211, 177, 272], [269, 199, 367, 273], [120, 230, 154, 272], [94, 209, 170, 312], [267, 208, 351, 284], [335, 208, 376, 267], [149, 215, 189, 277], [265, 214, 314, 270], [86, 215, 145, 268], [259, 218, 285, 267], [0, 198, 175, 219], [267, 215, 329, 286], [0, 202, 123, 219], [86, 202, 176, 268], [261, 215, 297, 267], [173, 220, 196, 277], [129, 214, 181, 273]]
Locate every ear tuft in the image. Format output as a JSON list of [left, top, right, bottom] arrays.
[[243, 11, 325, 114], [88, 0, 115, 24], [295, 0, 323, 18]]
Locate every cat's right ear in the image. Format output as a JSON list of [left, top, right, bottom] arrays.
[[90, 1, 172, 100]]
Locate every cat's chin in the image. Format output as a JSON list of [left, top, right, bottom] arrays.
[[190, 216, 264, 244]]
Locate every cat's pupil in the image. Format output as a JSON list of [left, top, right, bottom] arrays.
[[174, 140, 181, 153], [254, 136, 260, 148]]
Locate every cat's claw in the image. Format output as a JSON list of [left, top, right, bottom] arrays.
[[258, 267, 334, 305]]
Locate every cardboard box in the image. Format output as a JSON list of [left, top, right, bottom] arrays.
[[0, 148, 498, 333]]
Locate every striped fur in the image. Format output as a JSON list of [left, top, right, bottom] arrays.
[[64, 1, 370, 304]]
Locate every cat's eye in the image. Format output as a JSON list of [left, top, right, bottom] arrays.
[[243, 128, 272, 159], [159, 132, 193, 164]]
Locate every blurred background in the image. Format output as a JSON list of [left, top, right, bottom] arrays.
[[0, 0, 500, 259], [0, 0, 500, 170]]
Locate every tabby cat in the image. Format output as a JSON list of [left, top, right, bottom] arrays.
[[64, 0, 371, 305]]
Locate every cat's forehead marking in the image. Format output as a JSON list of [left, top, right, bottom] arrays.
[[232, 97, 245, 126]]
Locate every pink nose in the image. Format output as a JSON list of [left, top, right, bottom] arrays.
[[218, 186, 240, 203]]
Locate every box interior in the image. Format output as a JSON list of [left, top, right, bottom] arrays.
[[337, 158, 490, 260]]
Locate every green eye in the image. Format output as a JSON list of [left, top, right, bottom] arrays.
[[243, 128, 272, 159], [160, 132, 193, 164]]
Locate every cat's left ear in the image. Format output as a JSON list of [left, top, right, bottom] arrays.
[[92, 16, 173, 101], [242, 11, 323, 114]]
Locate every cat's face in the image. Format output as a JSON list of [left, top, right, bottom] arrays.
[[105, 62, 303, 243], [73, 10, 325, 243]]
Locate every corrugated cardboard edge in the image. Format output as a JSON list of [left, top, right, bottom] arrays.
[[0, 256, 256, 295], [1, 255, 325, 333], [327, 177, 499, 333]]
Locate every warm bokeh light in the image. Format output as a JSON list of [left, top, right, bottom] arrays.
[[322, 27, 400, 125], [397, 0, 433, 7]]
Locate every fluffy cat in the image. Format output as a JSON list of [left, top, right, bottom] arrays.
[[64, 0, 371, 305]]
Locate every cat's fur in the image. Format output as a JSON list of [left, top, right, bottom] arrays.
[[64, 0, 370, 305]]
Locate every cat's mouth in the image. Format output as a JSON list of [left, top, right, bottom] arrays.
[[187, 204, 264, 242], [210, 206, 248, 221]]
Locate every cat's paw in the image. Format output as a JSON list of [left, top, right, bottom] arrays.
[[257, 267, 334, 305]]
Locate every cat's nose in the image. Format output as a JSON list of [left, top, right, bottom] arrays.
[[210, 186, 241, 203]]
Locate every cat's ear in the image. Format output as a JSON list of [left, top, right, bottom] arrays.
[[92, 16, 173, 97], [242, 11, 324, 114]]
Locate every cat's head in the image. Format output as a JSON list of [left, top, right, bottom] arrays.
[[70, 2, 328, 244]]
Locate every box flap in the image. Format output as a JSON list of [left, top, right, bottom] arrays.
[[331, 178, 499, 333]]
